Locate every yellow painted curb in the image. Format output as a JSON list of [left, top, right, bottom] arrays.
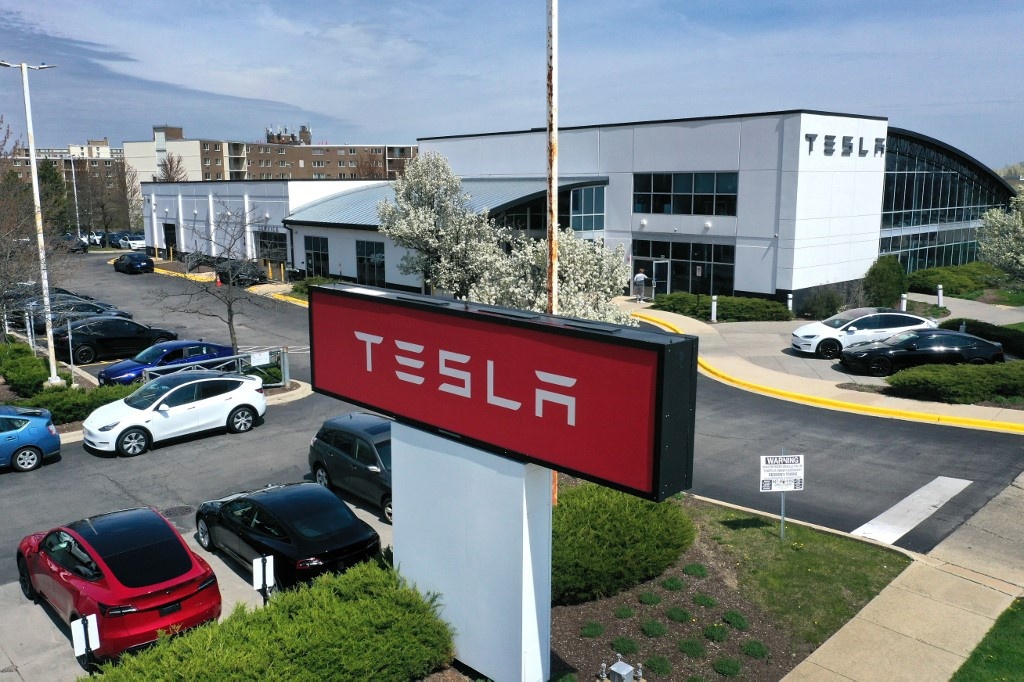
[[631, 311, 1024, 435], [271, 292, 308, 307], [154, 267, 217, 282]]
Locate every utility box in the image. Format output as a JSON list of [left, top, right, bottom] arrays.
[[609, 659, 634, 682]]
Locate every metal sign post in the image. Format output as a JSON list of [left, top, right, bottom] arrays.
[[252, 554, 274, 605], [759, 449, 805, 540], [71, 613, 99, 661]]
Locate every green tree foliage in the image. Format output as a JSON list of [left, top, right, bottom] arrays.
[[862, 255, 906, 307], [978, 194, 1024, 282]]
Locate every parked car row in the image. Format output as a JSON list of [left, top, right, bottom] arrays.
[[86, 231, 146, 249]]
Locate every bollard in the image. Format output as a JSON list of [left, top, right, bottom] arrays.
[[711, 295, 718, 323], [900, 293, 907, 311], [787, 293, 793, 312], [937, 284, 944, 308], [959, 321, 967, 333]]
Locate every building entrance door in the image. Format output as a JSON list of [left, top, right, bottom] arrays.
[[652, 260, 670, 296]]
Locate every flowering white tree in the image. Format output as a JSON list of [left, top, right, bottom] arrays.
[[470, 229, 633, 324], [978, 195, 1024, 282], [377, 152, 632, 324], [377, 152, 506, 299]]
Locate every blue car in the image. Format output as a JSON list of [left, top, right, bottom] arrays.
[[0, 406, 61, 472], [97, 340, 235, 386]]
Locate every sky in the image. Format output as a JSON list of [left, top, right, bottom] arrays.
[[1, 1, 1021, 170]]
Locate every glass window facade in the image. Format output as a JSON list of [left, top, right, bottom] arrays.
[[632, 239, 734, 295], [356, 240, 385, 287], [569, 186, 605, 234], [633, 172, 738, 216], [304, 235, 329, 278], [880, 132, 1013, 273], [254, 231, 287, 262]]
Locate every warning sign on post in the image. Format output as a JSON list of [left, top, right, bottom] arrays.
[[759, 454, 804, 492]]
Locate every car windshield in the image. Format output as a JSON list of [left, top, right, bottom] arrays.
[[124, 378, 180, 409], [132, 346, 167, 364], [821, 312, 861, 329], [375, 440, 392, 471], [884, 330, 920, 346]]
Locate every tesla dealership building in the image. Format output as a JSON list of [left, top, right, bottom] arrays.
[[143, 109, 1014, 304]]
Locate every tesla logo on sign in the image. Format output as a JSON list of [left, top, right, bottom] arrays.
[[309, 285, 698, 500]]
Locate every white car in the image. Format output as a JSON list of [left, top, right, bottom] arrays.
[[118, 233, 146, 250], [791, 307, 937, 359], [83, 370, 266, 456], [87, 230, 104, 246]]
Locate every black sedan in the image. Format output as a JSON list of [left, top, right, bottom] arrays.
[[195, 482, 381, 589], [839, 328, 1005, 377], [53, 317, 177, 365], [113, 253, 155, 274], [215, 260, 269, 287], [30, 300, 132, 334]]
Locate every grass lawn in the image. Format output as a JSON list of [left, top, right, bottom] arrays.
[[952, 598, 1024, 681]]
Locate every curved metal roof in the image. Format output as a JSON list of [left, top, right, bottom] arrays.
[[284, 176, 608, 229]]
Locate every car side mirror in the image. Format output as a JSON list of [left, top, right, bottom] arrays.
[[157, 403, 170, 411], [906, 343, 917, 351], [846, 326, 858, 332], [367, 465, 381, 474]]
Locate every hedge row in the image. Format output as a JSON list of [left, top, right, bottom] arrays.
[[939, 318, 1024, 358], [551, 483, 695, 606], [885, 361, 1024, 404], [13, 383, 137, 424], [907, 261, 1007, 297], [96, 562, 455, 681], [651, 292, 793, 322], [0, 342, 72, 396]]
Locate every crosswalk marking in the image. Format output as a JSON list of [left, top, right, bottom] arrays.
[[851, 476, 971, 544]]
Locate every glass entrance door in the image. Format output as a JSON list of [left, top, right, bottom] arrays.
[[652, 260, 670, 296]]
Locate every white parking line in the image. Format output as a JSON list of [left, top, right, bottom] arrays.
[[851, 476, 972, 544]]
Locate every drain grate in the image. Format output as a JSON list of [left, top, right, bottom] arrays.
[[162, 505, 195, 518]]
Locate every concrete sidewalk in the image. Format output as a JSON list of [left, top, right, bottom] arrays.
[[622, 294, 1024, 680]]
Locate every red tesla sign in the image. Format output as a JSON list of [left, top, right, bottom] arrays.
[[309, 285, 697, 500]]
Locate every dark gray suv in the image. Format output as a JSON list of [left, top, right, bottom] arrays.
[[308, 412, 393, 523]]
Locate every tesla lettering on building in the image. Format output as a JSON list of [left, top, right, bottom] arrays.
[[309, 285, 698, 500]]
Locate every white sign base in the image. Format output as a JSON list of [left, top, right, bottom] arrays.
[[72, 614, 100, 657], [392, 424, 552, 682]]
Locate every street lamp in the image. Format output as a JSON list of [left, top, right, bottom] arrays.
[[69, 155, 82, 240], [1, 59, 64, 387]]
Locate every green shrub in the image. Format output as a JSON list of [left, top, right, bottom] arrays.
[[644, 655, 671, 676], [703, 624, 729, 642], [693, 593, 717, 608], [723, 610, 749, 631], [661, 576, 684, 591], [290, 276, 335, 297], [245, 364, 283, 384], [939, 318, 1024, 357], [678, 638, 706, 658], [580, 622, 604, 638], [713, 657, 742, 677], [553, 674, 578, 682], [863, 256, 907, 307], [665, 606, 692, 623], [908, 262, 1007, 297], [614, 605, 635, 619], [683, 563, 708, 578], [96, 562, 453, 681], [798, 285, 844, 320], [741, 640, 770, 659], [639, 591, 662, 605], [641, 619, 667, 637], [885, 361, 1024, 404], [1, 352, 50, 396], [651, 292, 793, 322], [610, 636, 638, 655], [551, 483, 695, 605], [14, 383, 137, 424]]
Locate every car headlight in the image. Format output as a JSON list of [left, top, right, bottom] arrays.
[[98, 422, 120, 432], [852, 352, 869, 358], [800, 334, 818, 340]]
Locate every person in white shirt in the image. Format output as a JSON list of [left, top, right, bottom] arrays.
[[633, 268, 649, 302]]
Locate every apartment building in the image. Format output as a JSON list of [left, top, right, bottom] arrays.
[[123, 125, 416, 183]]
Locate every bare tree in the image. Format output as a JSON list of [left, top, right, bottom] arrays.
[[154, 201, 270, 351], [156, 152, 189, 182], [356, 155, 386, 180]]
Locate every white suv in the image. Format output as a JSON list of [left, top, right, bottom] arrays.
[[791, 307, 937, 359], [83, 370, 266, 456]]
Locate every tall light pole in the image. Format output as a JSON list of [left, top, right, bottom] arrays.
[[69, 155, 82, 240], [1, 59, 64, 386]]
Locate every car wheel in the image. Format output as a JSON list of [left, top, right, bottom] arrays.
[[968, 358, 988, 365], [313, 465, 332, 489], [152, 336, 173, 345], [17, 555, 37, 601], [74, 344, 98, 364], [867, 357, 893, 377], [116, 428, 150, 456], [11, 446, 42, 472], [383, 496, 393, 524], [816, 339, 842, 360], [227, 406, 256, 433], [196, 517, 214, 551]]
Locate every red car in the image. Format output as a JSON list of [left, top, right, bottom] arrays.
[[16, 507, 221, 664]]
